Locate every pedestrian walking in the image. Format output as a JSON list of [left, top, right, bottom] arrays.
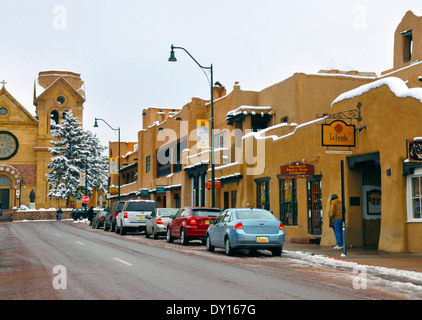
[[329, 194, 343, 249], [56, 207, 63, 221]]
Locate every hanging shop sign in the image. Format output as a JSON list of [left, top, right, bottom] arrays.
[[279, 161, 314, 178], [205, 181, 222, 189], [321, 120, 355, 147], [407, 139, 422, 162]]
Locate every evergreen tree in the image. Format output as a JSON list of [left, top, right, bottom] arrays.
[[46, 110, 108, 204], [83, 130, 109, 195]]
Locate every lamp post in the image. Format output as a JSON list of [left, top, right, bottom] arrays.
[[94, 118, 121, 201], [168, 44, 216, 207]]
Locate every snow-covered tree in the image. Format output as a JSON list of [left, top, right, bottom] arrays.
[[82, 130, 109, 194], [46, 110, 108, 204]]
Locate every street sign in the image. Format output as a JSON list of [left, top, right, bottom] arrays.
[[82, 196, 90, 203]]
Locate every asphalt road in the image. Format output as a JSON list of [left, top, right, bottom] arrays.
[[0, 220, 406, 301]]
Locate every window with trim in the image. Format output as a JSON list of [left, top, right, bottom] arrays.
[[402, 29, 413, 63], [146, 156, 151, 173], [279, 178, 297, 226], [255, 177, 270, 210], [407, 168, 422, 221]]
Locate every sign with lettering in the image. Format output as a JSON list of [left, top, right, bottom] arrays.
[[322, 120, 355, 147], [279, 161, 314, 178], [407, 139, 422, 162]]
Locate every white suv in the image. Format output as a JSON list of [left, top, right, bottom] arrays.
[[115, 200, 157, 235]]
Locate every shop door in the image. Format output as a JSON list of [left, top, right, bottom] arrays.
[[0, 189, 10, 209], [307, 177, 322, 235]]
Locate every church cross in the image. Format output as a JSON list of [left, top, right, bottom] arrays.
[[1, 80, 6, 87]]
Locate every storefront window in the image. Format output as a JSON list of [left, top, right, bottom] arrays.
[[279, 178, 297, 226], [411, 176, 422, 219], [407, 169, 422, 222], [255, 177, 270, 210]]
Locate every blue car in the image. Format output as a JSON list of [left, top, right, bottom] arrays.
[[205, 208, 285, 256]]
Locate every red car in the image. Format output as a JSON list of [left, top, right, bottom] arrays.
[[166, 207, 221, 245]]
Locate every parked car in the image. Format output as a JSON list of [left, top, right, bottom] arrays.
[[115, 199, 157, 235], [205, 208, 285, 256], [70, 207, 88, 220], [166, 207, 221, 245], [104, 200, 125, 232], [92, 210, 108, 229], [145, 208, 179, 239]]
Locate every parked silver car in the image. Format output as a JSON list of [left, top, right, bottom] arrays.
[[206, 208, 285, 256], [115, 200, 157, 235], [145, 208, 179, 239]]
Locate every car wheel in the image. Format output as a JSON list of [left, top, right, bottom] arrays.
[[115, 222, 119, 233], [271, 248, 282, 256], [225, 237, 235, 256], [206, 235, 215, 252], [78, 215, 83, 220], [166, 228, 174, 243], [91, 221, 96, 229], [120, 222, 126, 235], [104, 222, 109, 231], [153, 228, 159, 240], [111, 222, 115, 232], [145, 226, 150, 238], [180, 228, 189, 245]]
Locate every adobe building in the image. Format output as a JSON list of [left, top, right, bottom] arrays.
[[110, 10, 422, 252], [0, 70, 90, 216]]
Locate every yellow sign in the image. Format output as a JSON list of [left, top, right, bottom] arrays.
[[322, 120, 355, 147], [109, 186, 119, 195]]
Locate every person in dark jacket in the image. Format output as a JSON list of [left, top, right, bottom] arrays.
[[87, 206, 95, 222], [56, 208, 63, 221]]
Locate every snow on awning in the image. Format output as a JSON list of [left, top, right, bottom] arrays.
[[226, 105, 274, 124]]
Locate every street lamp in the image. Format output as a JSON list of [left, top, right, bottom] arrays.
[[168, 44, 216, 208], [94, 118, 121, 201]]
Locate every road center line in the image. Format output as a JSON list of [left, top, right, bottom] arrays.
[[114, 257, 133, 266], [76, 241, 85, 246]]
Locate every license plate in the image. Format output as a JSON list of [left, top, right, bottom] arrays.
[[257, 236, 268, 243], [205, 220, 210, 224], [139, 216, 145, 219]]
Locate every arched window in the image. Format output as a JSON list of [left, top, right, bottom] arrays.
[[50, 110, 59, 130], [0, 176, 11, 186]]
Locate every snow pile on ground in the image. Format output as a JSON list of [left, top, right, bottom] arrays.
[[284, 249, 422, 299]]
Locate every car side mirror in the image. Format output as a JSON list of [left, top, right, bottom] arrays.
[[209, 220, 216, 225], [169, 215, 175, 219]]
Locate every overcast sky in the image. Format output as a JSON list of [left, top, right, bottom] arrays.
[[0, 0, 420, 146]]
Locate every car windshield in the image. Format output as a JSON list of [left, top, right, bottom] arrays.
[[192, 209, 221, 217], [126, 202, 157, 211], [158, 208, 179, 216], [235, 209, 277, 220]]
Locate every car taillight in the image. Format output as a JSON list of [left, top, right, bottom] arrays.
[[279, 222, 285, 230], [234, 222, 243, 229], [114, 211, 118, 218], [189, 217, 197, 225], [99, 217, 104, 221], [124, 212, 128, 219], [156, 218, 163, 224]]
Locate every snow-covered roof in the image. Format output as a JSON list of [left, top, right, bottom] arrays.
[[331, 77, 422, 106], [226, 105, 273, 118]]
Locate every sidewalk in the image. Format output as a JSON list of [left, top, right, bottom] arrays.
[[283, 240, 422, 273]]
